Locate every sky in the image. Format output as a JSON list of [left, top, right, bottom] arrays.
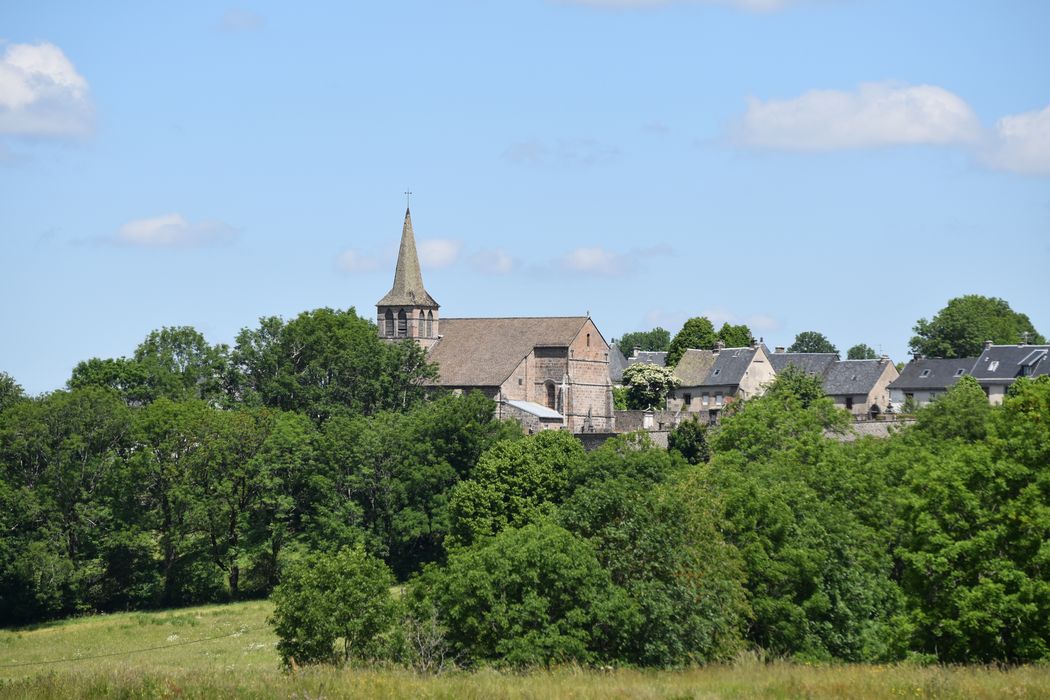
[[2, 0, 1049, 395]]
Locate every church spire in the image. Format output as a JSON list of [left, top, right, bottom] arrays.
[[377, 207, 438, 308]]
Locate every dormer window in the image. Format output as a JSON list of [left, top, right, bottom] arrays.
[[712, 369, 721, 377], [989, 360, 1000, 372], [919, 369, 931, 378], [954, 368, 965, 377]]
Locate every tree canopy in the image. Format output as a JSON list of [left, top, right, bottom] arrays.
[[614, 327, 670, 353], [667, 317, 717, 367], [788, 331, 838, 355], [620, 363, 679, 410], [910, 295, 1045, 358], [847, 343, 878, 360]]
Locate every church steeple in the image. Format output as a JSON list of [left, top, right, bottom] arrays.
[[377, 207, 440, 346]]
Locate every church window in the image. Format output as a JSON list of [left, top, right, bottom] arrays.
[[397, 310, 407, 337], [586, 333, 591, 347], [384, 309, 394, 337], [426, 310, 434, 337], [418, 311, 425, 337], [545, 382, 556, 410]]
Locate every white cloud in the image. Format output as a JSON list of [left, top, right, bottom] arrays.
[[219, 8, 265, 32], [735, 82, 982, 150], [419, 238, 463, 268], [336, 249, 382, 273], [982, 105, 1050, 176], [116, 214, 237, 247], [470, 250, 517, 275], [0, 42, 92, 137], [562, 0, 795, 11], [560, 246, 627, 276]]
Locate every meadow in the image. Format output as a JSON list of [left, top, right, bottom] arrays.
[[0, 601, 1047, 699]]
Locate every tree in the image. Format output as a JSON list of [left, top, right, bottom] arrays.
[[667, 417, 710, 464], [615, 327, 670, 353], [269, 546, 398, 666], [717, 323, 754, 349], [847, 344, 878, 360], [0, 372, 26, 413], [426, 520, 639, 667], [788, 331, 838, 355], [910, 295, 1045, 359], [667, 317, 717, 368], [621, 363, 679, 410], [765, 364, 828, 409]]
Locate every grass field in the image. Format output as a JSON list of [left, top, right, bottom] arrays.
[[1, 601, 1048, 699]]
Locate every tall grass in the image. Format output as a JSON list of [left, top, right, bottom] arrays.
[[1, 602, 1047, 699]]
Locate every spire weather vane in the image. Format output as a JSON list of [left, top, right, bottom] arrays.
[[405, 189, 412, 209]]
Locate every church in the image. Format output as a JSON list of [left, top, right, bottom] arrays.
[[376, 208, 615, 433]]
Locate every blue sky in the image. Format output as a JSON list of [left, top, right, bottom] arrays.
[[2, 0, 1048, 394]]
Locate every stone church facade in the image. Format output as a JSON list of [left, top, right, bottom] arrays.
[[376, 209, 614, 432]]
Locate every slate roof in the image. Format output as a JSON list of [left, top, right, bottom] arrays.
[[427, 317, 590, 387], [608, 344, 629, 384], [769, 352, 838, 378], [888, 358, 976, 391], [821, 359, 891, 396], [376, 209, 439, 308], [971, 344, 1050, 383], [674, 347, 759, 387], [628, 351, 668, 367], [503, 399, 563, 420]]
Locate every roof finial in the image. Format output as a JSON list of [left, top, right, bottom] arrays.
[[404, 189, 412, 210]]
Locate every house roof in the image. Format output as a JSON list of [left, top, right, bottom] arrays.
[[769, 352, 838, 378], [628, 351, 668, 367], [888, 357, 977, 391], [427, 316, 592, 387], [821, 359, 892, 396], [674, 347, 759, 387], [503, 399, 563, 420], [376, 209, 439, 308], [971, 344, 1050, 382], [608, 344, 629, 383]]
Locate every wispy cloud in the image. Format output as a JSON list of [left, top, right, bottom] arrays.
[[735, 82, 981, 150], [470, 249, 518, 275], [558, 244, 671, 277], [982, 105, 1050, 176], [503, 137, 619, 167], [336, 249, 382, 273], [218, 8, 265, 32], [561, 0, 798, 11], [419, 238, 463, 268], [115, 214, 238, 247], [0, 42, 92, 137]]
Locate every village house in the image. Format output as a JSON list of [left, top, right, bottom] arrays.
[[969, 342, 1049, 405], [667, 341, 775, 422], [887, 357, 977, 410], [820, 358, 898, 416], [377, 208, 615, 433]]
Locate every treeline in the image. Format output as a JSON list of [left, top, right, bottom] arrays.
[[1, 308, 1048, 667]]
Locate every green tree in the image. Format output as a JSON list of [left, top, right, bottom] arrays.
[[765, 364, 828, 409], [787, 331, 838, 355], [910, 295, 1045, 358], [717, 322, 754, 349], [615, 327, 671, 353], [667, 417, 710, 464], [0, 372, 26, 413], [447, 430, 585, 549], [426, 520, 639, 667], [269, 546, 398, 666], [847, 343, 878, 360], [621, 363, 679, 410], [667, 317, 717, 368]]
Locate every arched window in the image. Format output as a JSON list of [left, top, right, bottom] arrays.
[[426, 310, 433, 338], [397, 309, 407, 337], [384, 309, 394, 337], [418, 311, 425, 337], [545, 382, 556, 410]]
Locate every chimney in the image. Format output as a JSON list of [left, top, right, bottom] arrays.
[[880, 354, 889, 364], [984, 339, 993, 350], [714, 340, 725, 353], [632, 345, 641, 358], [774, 346, 785, 354]]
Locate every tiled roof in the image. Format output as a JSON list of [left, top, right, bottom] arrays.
[[628, 351, 668, 368], [427, 317, 590, 387], [675, 347, 759, 387], [821, 359, 892, 396], [768, 352, 839, 378], [971, 344, 1050, 382], [608, 344, 629, 383], [376, 209, 439, 308], [888, 357, 976, 391]]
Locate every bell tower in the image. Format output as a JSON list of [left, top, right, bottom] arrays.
[[376, 207, 440, 349]]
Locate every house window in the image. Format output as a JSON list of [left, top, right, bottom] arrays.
[[712, 369, 721, 377], [845, 397, 854, 411], [954, 368, 965, 377], [702, 393, 709, 405], [715, 393, 723, 406], [397, 310, 407, 337], [988, 360, 1000, 372], [683, 393, 692, 407], [919, 369, 931, 378], [384, 309, 394, 337]]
